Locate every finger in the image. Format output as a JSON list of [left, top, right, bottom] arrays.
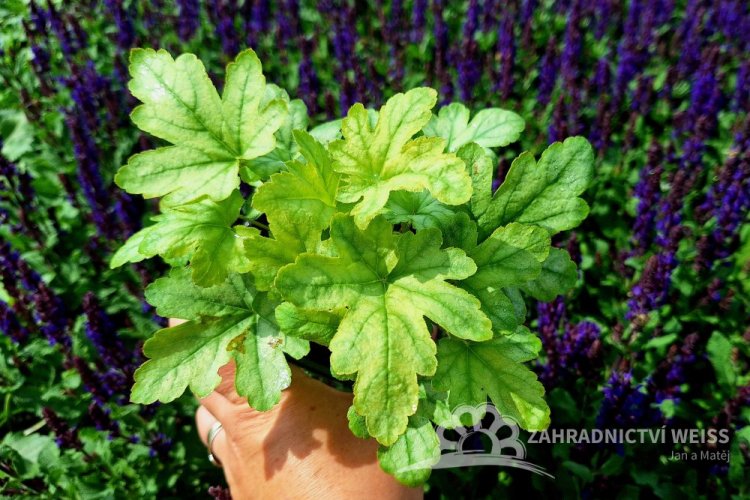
[[195, 405, 230, 463], [199, 388, 237, 427], [211, 361, 257, 408], [168, 318, 186, 327]]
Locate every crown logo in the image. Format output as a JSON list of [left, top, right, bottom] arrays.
[[398, 403, 553, 478]]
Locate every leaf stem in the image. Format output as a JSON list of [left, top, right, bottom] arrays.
[[250, 220, 270, 231]]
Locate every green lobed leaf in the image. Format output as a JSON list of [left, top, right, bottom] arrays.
[[144, 267, 252, 320], [135, 271, 306, 408], [383, 190, 456, 230], [253, 130, 339, 232], [519, 248, 578, 301], [309, 118, 343, 143], [465, 222, 550, 289], [377, 416, 440, 487], [455, 223, 547, 333], [239, 85, 308, 182], [478, 136, 594, 236], [329, 88, 472, 228], [347, 406, 371, 439], [422, 102, 525, 152], [275, 302, 341, 346], [439, 212, 479, 251], [242, 131, 339, 291], [234, 294, 309, 411], [432, 330, 551, 431], [110, 191, 251, 287], [127, 48, 224, 153], [131, 315, 254, 404], [116, 48, 286, 206], [456, 142, 494, 218], [116, 146, 238, 207], [240, 224, 311, 292], [276, 214, 492, 445]]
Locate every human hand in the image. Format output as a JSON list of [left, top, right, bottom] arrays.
[[194, 359, 424, 499]]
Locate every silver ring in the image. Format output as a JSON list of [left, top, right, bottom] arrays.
[[207, 421, 224, 468]]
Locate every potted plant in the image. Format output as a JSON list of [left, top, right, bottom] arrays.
[[111, 47, 593, 485]]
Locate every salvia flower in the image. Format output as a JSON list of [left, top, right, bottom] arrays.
[[432, 0, 453, 104], [0, 301, 29, 344], [593, 0, 613, 39], [176, 0, 201, 41], [208, 485, 232, 500], [686, 46, 723, 137], [82, 292, 133, 372], [590, 55, 613, 152], [211, 0, 240, 57], [276, 0, 301, 57], [541, 320, 603, 386], [72, 356, 114, 404], [457, 0, 482, 102], [536, 296, 566, 368], [695, 131, 750, 269], [548, 95, 567, 142], [537, 38, 558, 106], [675, 0, 707, 80], [494, 14, 515, 100], [560, 1, 583, 89], [596, 369, 663, 430], [626, 252, 677, 321], [42, 407, 83, 450], [631, 143, 665, 253], [46, 0, 79, 59], [520, 0, 537, 47], [33, 282, 72, 349], [410, 0, 427, 43], [647, 333, 700, 406], [148, 432, 174, 458], [733, 59, 750, 112], [88, 401, 121, 438], [103, 0, 136, 49]]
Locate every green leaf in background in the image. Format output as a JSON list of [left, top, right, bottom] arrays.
[[277, 215, 491, 445], [377, 415, 440, 486], [116, 48, 286, 206], [520, 247, 578, 301], [309, 118, 343, 143], [433, 330, 551, 431], [1, 433, 60, 480], [110, 191, 250, 286], [0, 110, 33, 160], [329, 88, 472, 228], [479, 136, 594, 236], [422, 102, 525, 152], [706, 332, 736, 390]]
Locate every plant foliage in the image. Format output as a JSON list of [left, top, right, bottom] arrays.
[[111, 48, 594, 485]]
